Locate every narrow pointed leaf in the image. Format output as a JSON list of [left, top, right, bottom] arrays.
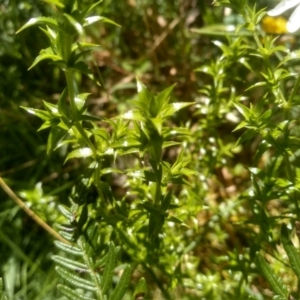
[[82, 1, 103, 17], [117, 109, 145, 121], [155, 84, 176, 109], [52, 256, 88, 273], [39, 25, 57, 43], [59, 231, 74, 241], [75, 93, 91, 111], [108, 265, 132, 300], [58, 204, 72, 219], [83, 16, 121, 28], [281, 224, 300, 281], [77, 204, 88, 234], [58, 88, 70, 118], [256, 254, 288, 299], [101, 243, 117, 294], [64, 13, 83, 34], [162, 141, 180, 148], [245, 81, 266, 91], [278, 50, 300, 67], [65, 148, 93, 163], [162, 102, 194, 117], [77, 114, 102, 122], [141, 201, 167, 216], [94, 253, 108, 270], [55, 267, 96, 291], [234, 129, 257, 147], [161, 190, 172, 211], [234, 102, 251, 119], [43, 100, 60, 116], [16, 17, 59, 34], [54, 241, 83, 256], [57, 284, 96, 300], [21, 106, 52, 121], [29, 52, 63, 70], [47, 126, 66, 154]]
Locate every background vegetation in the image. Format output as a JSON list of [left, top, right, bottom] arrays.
[[2, 0, 300, 299]]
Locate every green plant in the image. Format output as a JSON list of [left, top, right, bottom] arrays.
[[11, 0, 197, 298], [13, 0, 134, 299], [256, 223, 300, 300], [209, 0, 300, 298], [53, 201, 133, 300], [5, 0, 300, 298]]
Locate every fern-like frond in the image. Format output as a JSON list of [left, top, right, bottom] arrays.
[[256, 254, 289, 300], [53, 202, 132, 300], [52, 256, 89, 273], [57, 284, 96, 300], [54, 240, 83, 256], [56, 266, 97, 291]]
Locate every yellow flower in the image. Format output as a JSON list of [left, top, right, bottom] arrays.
[[268, 0, 300, 32], [261, 15, 288, 34]]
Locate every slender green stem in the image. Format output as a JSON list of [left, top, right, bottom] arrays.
[[288, 74, 300, 106], [284, 152, 299, 215], [0, 177, 70, 245], [154, 181, 161, 206], [65, 70, 77, 119], [75, 122, 97, 154], [252, 31, 263, 50], [65, 70, 103, 200], [65, 71, 97, 154]]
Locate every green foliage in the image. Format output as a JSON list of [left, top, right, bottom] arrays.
[[255, 223, 300, 300], [53, 201, 132, 300], [0, 278, 8, 300], [5, 0, 300, 299], [256, 253, 289, 300], [12, 0, 196, 298]]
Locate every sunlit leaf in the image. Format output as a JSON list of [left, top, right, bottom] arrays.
[[233, 102, 251, 119], [74, 93, 91, 111], [63, 13, 83, 35], [21, 106, 52, 121], [117, 109, 145, 121], [16, 17, 59, 34], [83, 16, 121, 28], [161, 102, 194, 117], [29, 50, 63, 70], [65, 147, 93, 163]]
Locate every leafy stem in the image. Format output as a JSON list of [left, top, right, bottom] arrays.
[[65, 70, 96, 153], [287, 73, 300, 108], [65, 70, 78, 119], [154, 181, 162, 207], [65, 70, 105, 203]]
